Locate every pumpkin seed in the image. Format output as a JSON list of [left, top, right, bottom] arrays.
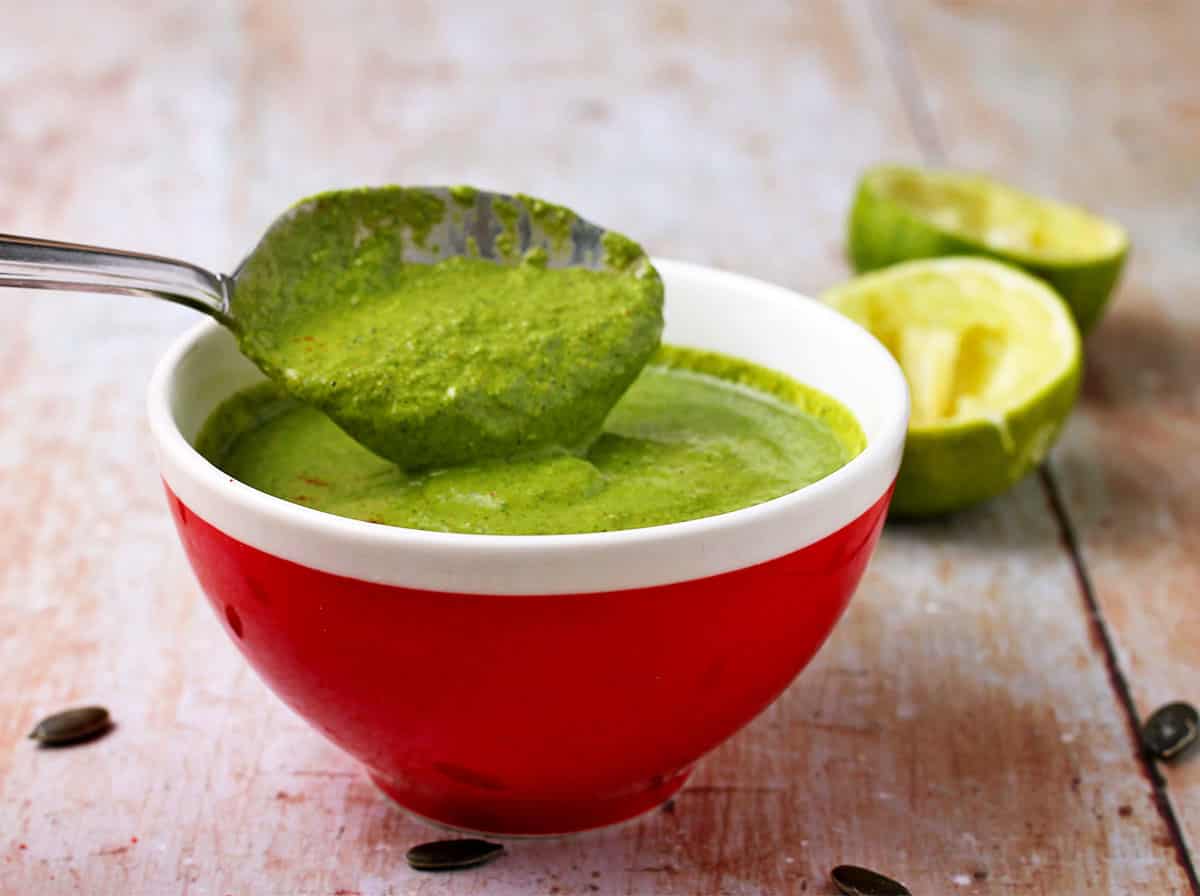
[[831, 865, 911, 896], [406, 838, 505, 872], [28, 706, 111, 746], [1142, 701, 1198, 761]]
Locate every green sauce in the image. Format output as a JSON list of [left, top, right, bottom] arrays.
[[230, 187, 663, 470], [197, 346, 865, 536], [216, 186, 864, 534]]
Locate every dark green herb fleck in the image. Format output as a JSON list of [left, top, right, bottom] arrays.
[[1142, 701, 1198, 761], [831, 865, 911, 896], [28, 706, 111, 746], [406, 839, 505, 872]]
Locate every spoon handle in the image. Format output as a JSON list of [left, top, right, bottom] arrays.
[[0, 233, 235, 328]]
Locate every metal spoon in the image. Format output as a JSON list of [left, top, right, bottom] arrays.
[[0, 187, 660, 468], [0, 187, 616, 330]]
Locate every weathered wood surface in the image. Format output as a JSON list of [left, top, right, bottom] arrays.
[[0, 1, 1194, 893], [887, 0, 1200, 873]]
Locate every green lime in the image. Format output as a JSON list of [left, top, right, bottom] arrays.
[[823, 258, 1081, 517], [849, 165, 1128, 332]]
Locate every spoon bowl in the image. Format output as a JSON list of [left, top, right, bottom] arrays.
[[241, 186, 619, 274]]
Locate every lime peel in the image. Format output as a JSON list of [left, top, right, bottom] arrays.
[[824, 257, 1081, 517], [849, 165, 1128, 332]]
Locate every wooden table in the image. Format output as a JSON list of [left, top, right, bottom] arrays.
[[2, 2, 1197, 892]]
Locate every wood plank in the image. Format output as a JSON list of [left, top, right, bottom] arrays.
[[0, 0, 1190, 893], [886, 0, 1200, 881], [0, 4, 243, 896]]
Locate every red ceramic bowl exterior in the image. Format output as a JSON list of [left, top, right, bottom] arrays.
[[149, 259, 909, 835], [167, 484, 892, 836]]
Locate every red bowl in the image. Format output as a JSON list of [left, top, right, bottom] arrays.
[[148, 259, 908, 836]]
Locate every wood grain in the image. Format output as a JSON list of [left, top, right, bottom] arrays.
[[886, 0, 1200, 880], [0, 1, 1194, 893]]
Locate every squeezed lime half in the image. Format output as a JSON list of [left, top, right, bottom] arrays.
[[849, 165, 1128, 332], [824, 257, 1081, 517]]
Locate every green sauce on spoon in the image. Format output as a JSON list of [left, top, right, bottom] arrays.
[[230, 187, 664, 469]]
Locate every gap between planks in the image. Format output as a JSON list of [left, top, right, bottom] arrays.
[[1042, 467, 1200, 894], [863, 0, 1200, 890]]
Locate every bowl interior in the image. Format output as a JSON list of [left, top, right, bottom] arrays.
[[153, 258, 907, 595], [169, 259, 903, 450]]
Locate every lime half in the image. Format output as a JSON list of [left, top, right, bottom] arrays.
[[824, 258, 1081, 517], [849, 165, 1128, 332]]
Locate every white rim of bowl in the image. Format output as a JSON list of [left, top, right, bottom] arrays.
[[148, 258, 909, 595]]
